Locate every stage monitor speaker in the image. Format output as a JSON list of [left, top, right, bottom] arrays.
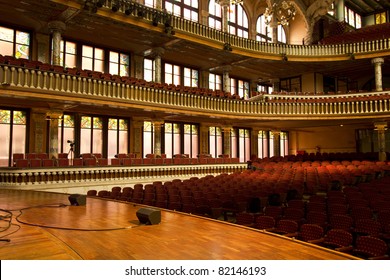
[[136, 208, 161, 225], [68, 194, 87, 206]]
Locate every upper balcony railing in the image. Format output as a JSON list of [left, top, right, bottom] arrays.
[[1, 62, 390, 120], [86, 0, 390, 59]]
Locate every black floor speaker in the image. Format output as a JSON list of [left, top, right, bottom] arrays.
[[68, 194, 87, 206], [136, 208, 161, 225]]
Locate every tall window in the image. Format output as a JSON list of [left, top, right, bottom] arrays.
[[238, 128, 250, 162], [228, 3, 249, 38], [108, 118, 129, 159], [164, 63, 181, 85], [345, 7, 361, 29], [375, 12, 387, 24], [55, 40, 77, 68], [0, 109, 27, 166], [184, 124, 198, 158], [230, 129, 238, 159], [165, 0, 199, 22], [209, 73, 222, 91], [209, 2, 248, 38], [256, 15, 286, 43], [0, 26, 30, 59], [58, 114, 75, 154], [280, 132, 288, 157], [258, 130, 269, 159], [109, 51, 130, 76], [280, 76, 301, 93], [80, 116, 103, 154], [231, 78, 249, 99], [184, 67, 199, 87], [82, 45, 104, 72], [208, 0, 222, 30], [269, 131, 275, 158], [164, 122, 181, 158], [209, 127, 222, 158], [143, 121, 154, 156], [144, 58, 155, 82]]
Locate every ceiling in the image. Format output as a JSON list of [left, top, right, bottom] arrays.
[[346, 0, 390, 16]]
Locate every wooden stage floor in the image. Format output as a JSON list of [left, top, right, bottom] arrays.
[[0, 189, 359, 260]]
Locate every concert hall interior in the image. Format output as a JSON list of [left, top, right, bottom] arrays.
[[1, 0, 390, 260]]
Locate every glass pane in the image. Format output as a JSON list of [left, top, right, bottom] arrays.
[[15, 43, 29, 59], [81, 116, 92, 129], [95, 48, 104, 60], [93, 117, 103, 129], [82, 45, 93, 57], [110, 51, 119, 62], [0, 26, 13, 42], [82, 57, 93, 71], [92, 129, 103, 154], [108, 118, 118, 130], [0, 41, 13, 56], [108, 129, 118, 159], [13, 111, 26, 125], [0, 110, 11, 124], [0, 123, 10, 166]]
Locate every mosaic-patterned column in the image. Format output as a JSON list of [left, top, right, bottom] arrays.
[[131, 118, 144, 158], [30, 109, 47, 153], [273, 130, 281, 157], [222, 126, 232, 156], [199, 123, 210, 155], [375, 122, 387, 162], [153, 120, 164, 156], [46, 111, 63, 159], [372, 58, 384, 92], [48, 21, 66, 66]]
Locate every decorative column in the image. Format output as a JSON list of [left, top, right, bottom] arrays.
[[155, 0, 163, 10], [222, 65, 231, 93], [152, 120, 164, 156], [48, 21, 66, 66], [199, 123, 210, 155], [133, 54, 144, 79], [270, 16, 278, 44], [375, 122, 387, 162], [131, 118, 144, 158], [271, 78, 280, 93], [222, 126, 232, 156], [152, 47, 165, 83], [272, 130, 281, 157], [251, 129, 259, 160], [217, 0, 230, 33], [46, 111, 63, 159], [30, 109, 47, 153], [372, 58, 385, 92], [335, 0, 345, 22]]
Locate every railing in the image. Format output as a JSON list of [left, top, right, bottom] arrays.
[[1, 64, 390, 120], [90, 1, 390, 59], [0, 163, 246, 191]]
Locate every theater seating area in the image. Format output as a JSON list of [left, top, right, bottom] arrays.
[[87, 157, 390, 259], [11, 152, 239, 168], [0, 54, 241, 100]]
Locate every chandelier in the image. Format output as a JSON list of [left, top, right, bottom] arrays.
[[264, 1, 296, 26]]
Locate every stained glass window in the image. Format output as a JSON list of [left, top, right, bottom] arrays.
[[108, 118, 129, 158], [109, 51, 130, 76], [184, 124, 198, 158], [209, 126, 222, 158], [0, 26, 30, 59], [0, 109, 27, 166]]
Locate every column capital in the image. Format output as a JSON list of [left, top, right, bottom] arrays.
[[48, 21, 66, 33], [371, 57, 385, 65], [46, 111, 63, 120], [144, 47, 165, 58], [216, 0, 231, 7], [374, 122, 388, 130]]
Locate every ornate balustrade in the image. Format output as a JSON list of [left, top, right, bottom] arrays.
[[1, 64, 390, 120], [0, 164, 246, 192], [85, 0, 390, 59]]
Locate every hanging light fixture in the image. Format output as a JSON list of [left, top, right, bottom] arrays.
[[264, 0, 296, 26]]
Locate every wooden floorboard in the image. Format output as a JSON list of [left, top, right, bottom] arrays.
[[0, 189, 359, 260]]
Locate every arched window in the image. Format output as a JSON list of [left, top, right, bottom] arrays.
[[256, 15, 286, 43], [228, 4, 249, 38], [208, 0, 222, 30], [209, 1, 248, 38], [163, 0, 199, 22]]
